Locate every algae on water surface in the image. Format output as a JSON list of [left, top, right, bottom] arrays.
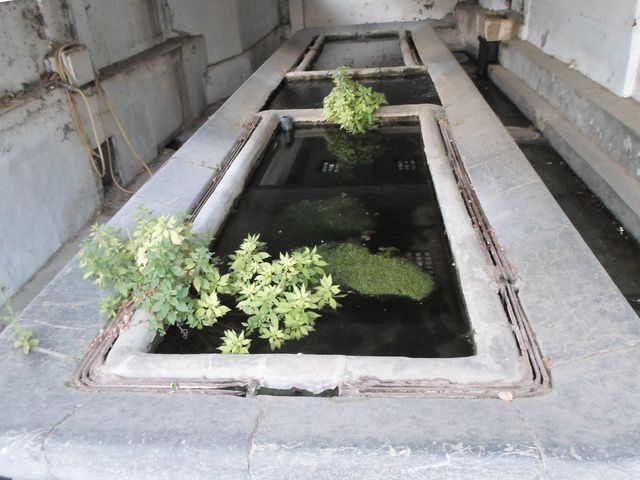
[[275, 195, 375, 243], [318, 242, 435, 301]]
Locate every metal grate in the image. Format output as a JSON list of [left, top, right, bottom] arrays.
[[397, 159, 417, 171], [321, 161, 341, 173], [405, 250, 434, 275]]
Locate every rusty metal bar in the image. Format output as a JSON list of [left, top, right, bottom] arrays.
[[190, 115, 262, 218]]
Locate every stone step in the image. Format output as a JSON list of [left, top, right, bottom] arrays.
[[499, 39, 640, 180], [490, 64, 640, 243]]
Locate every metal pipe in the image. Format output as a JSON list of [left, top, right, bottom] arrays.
[[280, 115, 295, 146]]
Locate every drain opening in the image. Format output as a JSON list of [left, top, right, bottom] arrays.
[[405, 250, 435, 274], [321, 161, 341, 173], [397, 159, 417, 171]]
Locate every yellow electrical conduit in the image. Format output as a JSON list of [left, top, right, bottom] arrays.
[[54, 45, 153, 194]]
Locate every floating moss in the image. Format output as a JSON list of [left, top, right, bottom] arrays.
[[276, 196, 375, 241], [318, 243, 435, 301]]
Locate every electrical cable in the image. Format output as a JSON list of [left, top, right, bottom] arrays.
[[95, 76, 153, 177], [53, 44, 153, 194]]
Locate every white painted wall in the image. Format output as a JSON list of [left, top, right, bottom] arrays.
[[289, 0, 458, 30], [521, 0, 640, 99]]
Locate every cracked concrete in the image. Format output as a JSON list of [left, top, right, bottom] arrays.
[[41, 393, 96, 479], [512, 403, 546, 479]]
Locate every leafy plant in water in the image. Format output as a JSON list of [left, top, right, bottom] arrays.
[[79, 210, 342, 354], [0, 287, 39, 354], [317, 242, 435, 301], [322, 66, 387, 134]]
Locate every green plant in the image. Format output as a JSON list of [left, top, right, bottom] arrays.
[[275, 195, 375, 244], [317, 243, 435, 301], [79, 210, 342, 353], [0, 287, 39, 354], [322, 67, 387, 134]]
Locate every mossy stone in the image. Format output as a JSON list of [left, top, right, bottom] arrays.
[[318, 243, 434, 301]]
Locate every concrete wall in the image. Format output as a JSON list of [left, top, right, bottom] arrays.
[[520, 0, 640, 99], [288, 0, 458, 30], [0, 1, 52, 95], [164, 0, 284, 103], [0, 90, 102, 295], [70, 0, 165, 70], [0, 0, 284, 297]]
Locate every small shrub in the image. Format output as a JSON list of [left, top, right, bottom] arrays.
[[317, 243, 435, 301], [0, 287, 39, 354], [322, 67, 387, 134], [79, 210, 342, 354]]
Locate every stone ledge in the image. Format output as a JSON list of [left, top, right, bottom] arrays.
[[499, 39, 640, 179], [490, 64, 640, 243]]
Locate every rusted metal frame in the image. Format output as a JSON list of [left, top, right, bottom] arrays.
[[439, 118, 517, 283], [323, 30, 400, 41], [70, 306, 246, 395], [503, 284, 551, 389], [438, 118, 550, 391], [190, 115, 262, 218], [344, 119, 550, 398], [70, 117, 263, 394]]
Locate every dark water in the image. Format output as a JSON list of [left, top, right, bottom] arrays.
[[311, 37, 405, 70], [155, 127, 474, 357], [265, 75, 441, 110], [456, 51, 530, 127]]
